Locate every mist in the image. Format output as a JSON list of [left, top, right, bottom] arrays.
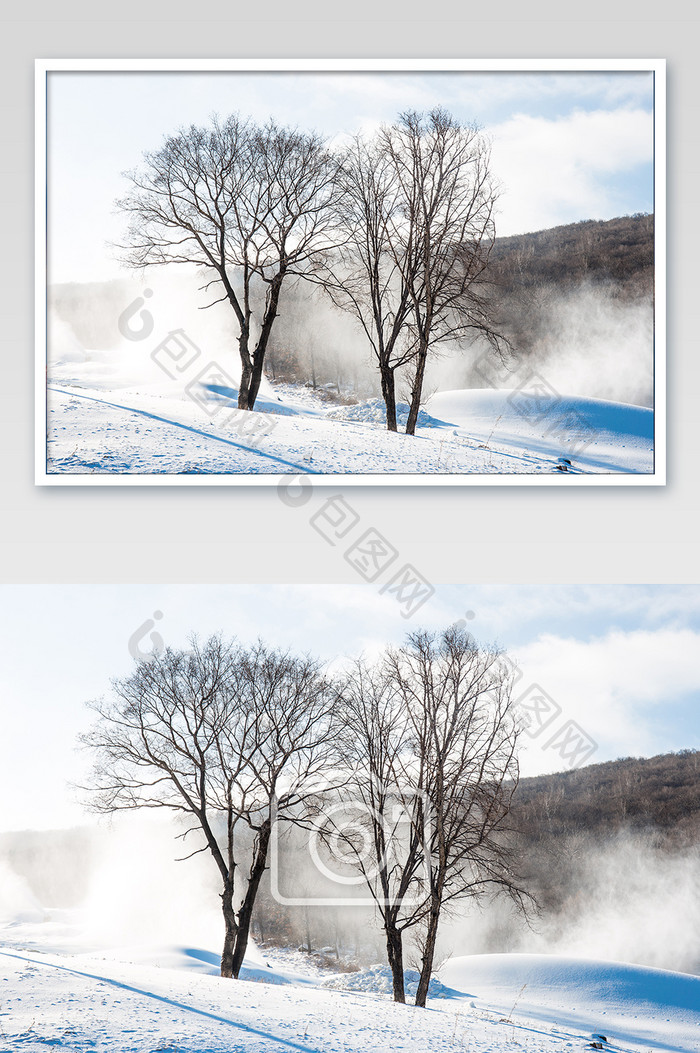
[[49, 267, 653, 413], [0, 815, 385, 964], [523, 283, 653, 408], [437, 828, 700, 976], [81, 816, 225, 952], [428, 281, 653, 409], [48, 269, 379, 403], [48, 270, 244, 394], [0, 859, 44, 924], [1, 819, 697, 976]]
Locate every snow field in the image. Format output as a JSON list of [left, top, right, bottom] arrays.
[[1, 908, 698, 1053], [45, 381, 654, 477]]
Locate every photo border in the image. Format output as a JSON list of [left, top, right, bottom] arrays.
[[35, 57, 666, 487]]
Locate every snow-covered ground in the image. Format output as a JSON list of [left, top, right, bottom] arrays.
[[44, 351, 654, 478], [1, 910, 698, 1052]]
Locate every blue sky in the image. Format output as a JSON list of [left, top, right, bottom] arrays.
[[1, 584, 696, 832], [46, 67, 655, 284]]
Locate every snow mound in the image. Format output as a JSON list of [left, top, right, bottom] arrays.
[[92, 945, 223, 975], [327, 398, 447, 429], [322, 964, 448, 999], [428, 388, 653, 440], [440, 953, 700, 1053], [201, 383, 305, 417], [73, 941, 295, 986]]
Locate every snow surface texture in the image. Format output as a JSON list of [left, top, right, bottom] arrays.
[[441, 954, 700, 1053], [46, 345, 654, 475], [322, 964, 448, 999], [1, 911, 698, 1053], [326, 398, 443, 430]]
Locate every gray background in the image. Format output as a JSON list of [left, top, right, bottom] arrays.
[[2, 4, 697, 584]]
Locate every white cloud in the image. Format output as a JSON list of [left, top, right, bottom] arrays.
[[490, 107, 653, 233], [456, 71, 653, 115], [514, 627, 700, 774]]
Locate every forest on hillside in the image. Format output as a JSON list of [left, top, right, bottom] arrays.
[[512, 747, 699, 840], [490, 214, 654, 295]]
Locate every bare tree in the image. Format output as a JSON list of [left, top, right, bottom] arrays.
[[319, 111, 509, 434], [323, 627, 525, 1007], [386, 627, 526, 1007], [80, 635, 339, 978], [381, 110, 510, 435], [320, 135, 420, 431], [323, 659, 430, 1002], [117, 116, 341, 410]]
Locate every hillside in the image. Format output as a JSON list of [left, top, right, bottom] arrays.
[[476, 213, 656, 383], [512, 748, 700, 841], [502, 750, 700, 972], [265, 214, 655, 392], [490, 213, 654, 296]]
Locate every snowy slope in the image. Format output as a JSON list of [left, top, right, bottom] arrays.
[[440, 953, 700, 1053], [1, 910, 698, 1053], [45, 380, 654, 478], [427, 389, 654, 473], [44, 305, 657, 479]]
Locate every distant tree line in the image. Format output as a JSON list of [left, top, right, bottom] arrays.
[[511, 747, 700, 841], [490, 214, 654, 293]]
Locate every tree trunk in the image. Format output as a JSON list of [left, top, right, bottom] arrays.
[[220, 881, 238, 978], [255, 910, 265, 945], [230, 823, 271, 978], [238, 327, 253, 411], [305, 907, 313, 953], [380, 367, 398, 433], [405, 343, 428, 436], [415, 894, 441, 1008], [385, 924, 406, 1003], [246, 360, 264, 411], [247, 273, 285, 410]]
